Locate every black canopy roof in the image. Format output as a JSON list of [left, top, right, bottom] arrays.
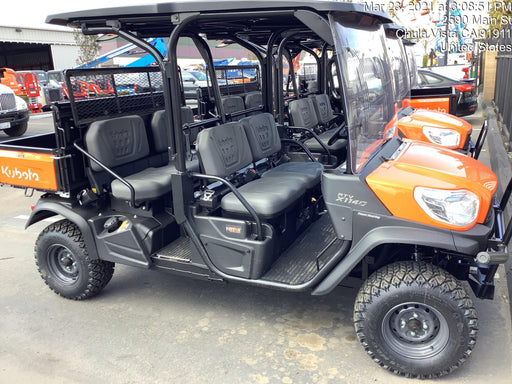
[[46, 0, 392, 41]]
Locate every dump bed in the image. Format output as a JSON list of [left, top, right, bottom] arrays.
[[1, 66, 167, 194], [0, 129, 87, 193], [408, 86, 457, 115]]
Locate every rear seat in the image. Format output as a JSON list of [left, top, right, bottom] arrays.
[[244, 92, 263, 116], [240, 112, 323, 189], [309, 94, 340, 127], [85, 115, 173, 202], [151, 107, 200, 172], [222, 96, 246, 120], [288, 98, 346, 153], [196, 121, 304, 217]]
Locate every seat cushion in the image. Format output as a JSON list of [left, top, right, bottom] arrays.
[[288, 98, 318, 129], [222, 95, 246, 118], [305, 129, 347, 153], [240, 113, 281, 162], [261, 161, 323, 189], [196, 121, 253, 177], [85, 115, 150, 172], [221, 177, 303, 217], [244, 92, 263, 115], [309, 94, 335, 125], [111, 167, 172, 202], [111, 157, 200, 201]]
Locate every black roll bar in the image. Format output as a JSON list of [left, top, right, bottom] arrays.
[[73, 141, 138, 208], [472, 120, 488, 160], [286, 125, 332, 156]]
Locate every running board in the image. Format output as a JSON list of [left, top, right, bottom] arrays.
[[151, 237, 222, 281], [261, 215, 344, 285]]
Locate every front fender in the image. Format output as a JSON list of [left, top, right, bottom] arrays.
[[312, 225, 457, 296], [26, 197, 99, 260]]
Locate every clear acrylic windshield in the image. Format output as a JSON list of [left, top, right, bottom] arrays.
[[404, 43, 419, 88], [387, 37, 411, 107], [330, 15, 395, 173]]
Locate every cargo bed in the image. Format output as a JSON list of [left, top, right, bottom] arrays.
[[0, 132, 85, 193]]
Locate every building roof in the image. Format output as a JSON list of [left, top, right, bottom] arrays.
[[0, 25, 76, 45]]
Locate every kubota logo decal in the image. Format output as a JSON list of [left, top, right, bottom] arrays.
[[1, 165, 40, 181]]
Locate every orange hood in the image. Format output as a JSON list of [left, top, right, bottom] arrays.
[[396, 110, 472, 150], [366, 140, 497, 231]]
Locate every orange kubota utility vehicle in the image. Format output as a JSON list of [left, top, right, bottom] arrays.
[[383, 24, 486, 158], [0, 1, 509, 379]]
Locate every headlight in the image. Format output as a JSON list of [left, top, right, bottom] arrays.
[[384, 126, 396, 139], [15, 96, 27, 111], [414, 187, 479, 226], [422, 126, 460, 147]]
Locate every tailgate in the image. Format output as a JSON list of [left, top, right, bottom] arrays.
[[407, 87, 457, 115], [0, 133, 60, 191], [0, 148, 58, 191]]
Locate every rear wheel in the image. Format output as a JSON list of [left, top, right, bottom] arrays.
[[354, 261, 477, 378], [35, 219, 114, 300], [4, 122, 28, 137]]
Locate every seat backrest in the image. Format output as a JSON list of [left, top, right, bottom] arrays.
[[151, 107, 195, 153], [309, 94, 335, 125], [288, 98, 318, 129], [85, 115, 150, 172], [240, 113, 281, 162], [196, 121, 253, 177], [244, 92, 263, 115], [222, 95, 246, 119]]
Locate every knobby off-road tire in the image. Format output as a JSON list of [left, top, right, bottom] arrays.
[[354, 261, 477, 379], [35, 219, 114, 300], [4, 121, 28, 137]]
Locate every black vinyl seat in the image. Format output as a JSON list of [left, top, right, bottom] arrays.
[[151, 108, 200, 173], [244, 92, 263, 115], [240, 112, 323, 189], [196, 121, 303, 217], [288, 98, 347, 153], [222, 95, 246, 119], [85, 115, 173, 202], [309, 94, 340, 127]]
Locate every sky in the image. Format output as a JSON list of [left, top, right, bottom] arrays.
[[0, 0, 163, 29]]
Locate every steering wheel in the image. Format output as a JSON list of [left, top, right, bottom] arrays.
[[327, 122, 347, 146]]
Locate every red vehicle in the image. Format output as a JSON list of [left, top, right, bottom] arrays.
[[15, 72, 42, 113]]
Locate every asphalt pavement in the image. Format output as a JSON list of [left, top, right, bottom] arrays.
[[0, 110, 511, 384]]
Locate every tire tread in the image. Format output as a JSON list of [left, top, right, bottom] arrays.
[[35, 219, 114, 300], [354, 261, 478, 379]]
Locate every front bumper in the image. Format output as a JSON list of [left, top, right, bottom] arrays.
[[0, 109, 29, 126], [467, 191, 511, 299]]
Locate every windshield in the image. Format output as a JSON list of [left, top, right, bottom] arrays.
[[404, 43, 419, 88], [330, 15, 394, 173], [386, 37, 411, 107]]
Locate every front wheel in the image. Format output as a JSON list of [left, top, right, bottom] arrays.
[[4, 121, 28, 137], [354, 261, 477, 379], [35, 219, 114, 300]]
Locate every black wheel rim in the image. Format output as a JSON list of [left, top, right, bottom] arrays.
[[46, 244, 79, 285], [382, 302, 449, 359]]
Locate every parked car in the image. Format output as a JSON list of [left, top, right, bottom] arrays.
[[0, 83, 29, 136], [182, 70, 207, 99], [417, 69, 477, 116], [182, 70, 230, 99]]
